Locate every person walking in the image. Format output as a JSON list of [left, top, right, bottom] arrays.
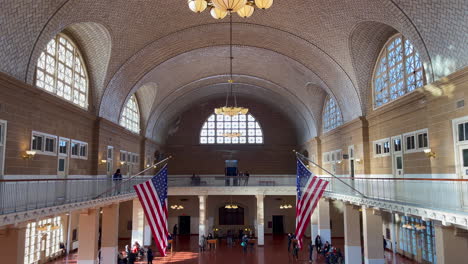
[[287, 233, 292, 252], [292, 239, 299, 260], [244, 171, 250, 186], [241, 235, 249, 253], [146, 248, 153, 264]]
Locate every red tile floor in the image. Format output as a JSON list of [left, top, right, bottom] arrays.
[[49, 235, 417, 264]]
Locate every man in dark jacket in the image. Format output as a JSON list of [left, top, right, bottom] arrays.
[[146, 248, 153, 264]]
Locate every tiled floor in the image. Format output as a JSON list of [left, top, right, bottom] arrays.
[[49, 235, 417, 264]]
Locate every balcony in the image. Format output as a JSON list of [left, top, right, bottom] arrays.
[[0, 175, 467, 227]]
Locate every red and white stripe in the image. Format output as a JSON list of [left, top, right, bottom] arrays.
[[134, 181, 169, 257], [295, 176, 329, 249]]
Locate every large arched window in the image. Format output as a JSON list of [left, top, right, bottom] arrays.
[[323, 96, 343, 132], [200, 113, 263, 144], [36, 34, 88, 109], [120, 95, 140, 133], [373, 33, 424, 108]]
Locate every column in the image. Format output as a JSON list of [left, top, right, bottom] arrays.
[[362, 206, 384, 264], [344, 203, 362, 264], [143, 219, 152, 246], [256, 194, 265, 246], [318, 198, 331, 243], [0, 227, 26, 264], [310, 211, 319, 245], [101, 204, 119, 264], [199, 195, 208, 243], [435, 225, 468, 264], [131, 198, 145, 245], [77, 209, 99, 264]]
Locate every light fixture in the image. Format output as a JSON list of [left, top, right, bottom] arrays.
[[120, 161, 125, 165], [99, 159, 107, 165], [188, 0, 273, 19], [225, 196, 238, 209], [22, 150, 36, 160], [170, 205, 184, 210], [424, 148, 436, 158], [355, 158, 362, 164], [223, 132, 242, 138], [188, 0, 208, 13], [280, 204, 293, 209], [213, 13, 249, 118]]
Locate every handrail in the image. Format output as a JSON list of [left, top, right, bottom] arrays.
[[319, 176, 468, 181]]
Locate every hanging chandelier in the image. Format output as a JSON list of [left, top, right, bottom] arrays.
[[225, 196, 239, 209], [212, 12, 249, 121], [188, 0, 273, 19]]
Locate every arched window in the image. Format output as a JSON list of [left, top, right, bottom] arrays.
[[373, 33, 425, 108], [323, 96, 343, 132], [200, 113, 263, 144], [36, 34, 88, 108], [120, 95, 140, 133]]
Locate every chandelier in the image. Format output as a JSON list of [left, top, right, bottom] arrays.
[[211, 11, 249, 121], [280, 204, 293, 209], [188, 0, 273, 19], [170, 204, 184, 210], [225, 196, 239, 209]]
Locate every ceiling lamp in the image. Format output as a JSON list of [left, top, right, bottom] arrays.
[[213, 14, 249, 117], [225, 196, 238, 209], [188, 0, 208, 13], [170, 205, 184, 210], [212, 0, 246, 12], [188, 0, 273, 19], [280, 204, 293, 209], [237, 4, 254, 18], [210, 7, 228, 19], [254, 0, 273, 9]]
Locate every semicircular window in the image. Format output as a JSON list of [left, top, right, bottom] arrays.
[[200, 113, 263, 144], [120, 95, 140, 134], [373, 33, 425, 108], [35, 34, 88, 109]]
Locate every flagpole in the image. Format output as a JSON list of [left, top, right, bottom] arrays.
[[293, 150, 367, 198], [94, 156, 172, 199]]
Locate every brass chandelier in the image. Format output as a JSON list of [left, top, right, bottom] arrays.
[[188, 0, 273, 19]]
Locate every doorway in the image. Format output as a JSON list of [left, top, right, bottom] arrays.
[[391, 136, 403, 177], [178, 216, 191, 235], [272, 215, 284, 234]]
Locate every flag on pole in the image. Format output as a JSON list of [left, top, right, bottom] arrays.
[[295, 158, 329, 249], [133, 165, 169, 256]]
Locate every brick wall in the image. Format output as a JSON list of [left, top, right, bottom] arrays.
[[165, 97, 299, 175]]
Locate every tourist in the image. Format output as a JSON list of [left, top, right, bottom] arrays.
[[241, 235, 249, 253], [244, 171, 250, 186], [292, 239, 299, 260], [146, 248, 153, 264], [315, 235, 322, 253], [287, 233, 292, 252], [199, 235, 207, 252], [308, 240, 314, 262], [112, 169, 123, 194], [173, 224, 178, 237]]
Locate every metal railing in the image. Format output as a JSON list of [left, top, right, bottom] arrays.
[[324, 177, 468, 213], [1, 175, 467, 216]]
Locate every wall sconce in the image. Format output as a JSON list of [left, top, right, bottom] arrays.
[[22, 150, 36, 160], [120, 161, 126, 165], [99, 159, 107, 165], [424, 148, 436, 158], [355, 158, 362, 164]]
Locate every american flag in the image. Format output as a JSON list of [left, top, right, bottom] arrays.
[[133, 165, 169, 256], [295, 159, 328, 249]]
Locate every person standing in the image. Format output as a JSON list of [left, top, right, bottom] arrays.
[[146, 248, 153, 264], [244, 171, 250, 186], [287, 233, 292, 252], [112, 169, 123, 194], [308, 241, 314, 262], [173, 224, 178, 237], [292, 239, 299, 260], [315, 235, 322, 253]]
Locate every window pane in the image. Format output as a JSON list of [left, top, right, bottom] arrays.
[[323, 97, 343, 132], [119, 95, 140, 133], [200, 113, 263, 145], [463, 149, 468, 167], [45, 138, 55, 152]]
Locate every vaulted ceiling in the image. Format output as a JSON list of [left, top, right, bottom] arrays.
[[1, 0, 467, 143]]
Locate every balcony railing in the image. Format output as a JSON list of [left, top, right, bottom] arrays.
[[1, 175, 467, 216]]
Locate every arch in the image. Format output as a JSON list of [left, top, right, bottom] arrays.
[[199, 112, 264, 145], [322, 96, 343, 133], [120, 95, 141, 134], [27, 22, 112, 113], [372, 33, 425, 108], [35, 33, 89, 108]]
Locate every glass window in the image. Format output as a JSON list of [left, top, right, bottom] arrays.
[[200, 113, 263, 144], [383, 141, 390, 153], [35, 34, 88, 108], [405, 135, 415, 150], [373, 34, 425, 108], [45, 137, 55, 153], [71, 142, 79, 156], [32, 135, 44, 151], [393, 138, 402, 152], [375, 143, 382, 155], [120, 95, 140, 133], [79, 144, 87, 158], [24, 217, 63, 264], [59, 139, 68, 155], [417, 132, 428, 148], [323, 96, 343, 132]]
